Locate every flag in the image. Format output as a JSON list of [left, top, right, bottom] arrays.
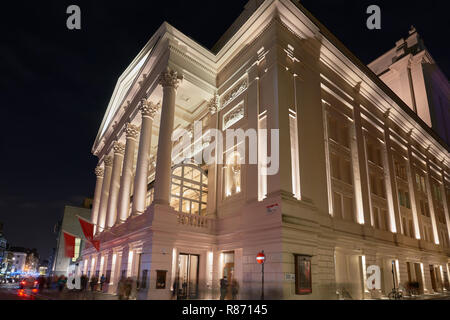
[[77, 215, 100, 252], [77, 215, 94, 242], [63, 231, 76, 258], [91, 240, 100, 252]]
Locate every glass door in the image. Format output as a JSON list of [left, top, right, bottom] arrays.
[[176, 254, 199, 299]]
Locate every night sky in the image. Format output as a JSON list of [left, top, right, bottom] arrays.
[[1, 0, 449, 262]]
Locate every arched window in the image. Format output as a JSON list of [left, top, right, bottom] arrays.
[[170, 162, 208, 216]]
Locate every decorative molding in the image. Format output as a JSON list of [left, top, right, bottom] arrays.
[[125, 123, 140, 139], [223, 102, 245, 130], [139, 99, 159, 119], [208, 94, 219, 115], [113, 142, 126, 155], [94, 166, 104, 178], [221, 78, 248, 109], [159, 68, 183, 89], [104, 156, 114, 167]]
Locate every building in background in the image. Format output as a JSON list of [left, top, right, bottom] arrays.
[[81, 0, 450, 299], [51, 201, 92, 277], [4, 251, 27, 276], [39, 264, 48, 276]]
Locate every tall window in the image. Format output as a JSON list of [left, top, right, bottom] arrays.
[[294, 255, 312, 295], [224, 151, 242, 197], [72, 238, 81, 262], [170, 163, 208, 215]]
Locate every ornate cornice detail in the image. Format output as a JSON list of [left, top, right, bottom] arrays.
[[104, 156, 113, 167], [159, 68, 183, 89], [208, 94, 219, 115], [139, 99, 159, 119], [125, 123, 140, 139], [221, 78, 248, 109], [223, 102, 245, 130], [113, 142, 126, 155], [149, 155, 156, 169], [94, 166, 104, 178]]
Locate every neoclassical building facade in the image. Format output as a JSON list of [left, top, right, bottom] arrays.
[[81, 0, 450, 299]]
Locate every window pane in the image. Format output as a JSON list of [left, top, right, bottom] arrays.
[[173, 167, 182, 177]]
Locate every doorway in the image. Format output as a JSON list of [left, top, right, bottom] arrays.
[[176, 254, 199, 299], [222, 252, 235, 299], [430, 265, 437, 292]]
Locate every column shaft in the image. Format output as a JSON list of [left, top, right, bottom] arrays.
[[132, 100, 158, 215], [425, 160, 440, 244], [440, 168, 450, 244], [97, 156, 113, 233], [92, 166, 104, 234], [117, 124, 139, 223], [406, 134, 422, 239], [154, 69, 181, 205], [383, 116, 402, 233], [105, 142, 125, 228], [352, 105, 372, 225]]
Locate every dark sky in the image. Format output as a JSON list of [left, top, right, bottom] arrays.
[[1, 0, 449, 262]]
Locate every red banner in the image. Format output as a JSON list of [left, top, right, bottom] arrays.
[[77, 216, 100, 252], [91, 240, 100, 252], [78, 216, 94, 242], [63, 231, 76, 258]]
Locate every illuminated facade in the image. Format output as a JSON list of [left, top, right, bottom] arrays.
[[81, 0, 450, 299]]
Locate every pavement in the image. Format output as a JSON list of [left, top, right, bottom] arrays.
[[1, 283, 449, 300], [0, 283, 119, 300]]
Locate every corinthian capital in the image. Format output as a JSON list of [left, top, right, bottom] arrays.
[[104, 156, 113, 167], [94, 166, 104, 177], [159, 68, 183, 89], [113, 142, 126, 155], [125, 123, 140, 139], [139, 99, 159, 118]]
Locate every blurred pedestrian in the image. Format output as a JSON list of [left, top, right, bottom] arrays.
[[220, 276, 228, 300], [90, 276, 97, 292], [117, 277, 125, 300], [124, 277, 132, 300], [57, 276, 66, 293], [100, 274, 106, 291], [38, 276, 46, 293], [231, 279, 239, 300], [172, 280, 178, 300], [80, 274, 87, 291]]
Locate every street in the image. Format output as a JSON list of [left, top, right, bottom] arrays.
[[0, 282, 118, 300], [0, 283, 41, 300]]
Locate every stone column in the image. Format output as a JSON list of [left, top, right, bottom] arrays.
[[352, 104, 372, 225], [206, 96, 219, 216], [154, 68, 182, 205], [439, 166, 450, 244], [382, 113, 402, 233], [91, 166, 104, 234], [117, 123, 140, 223], [132, 100, 158, 215], [97, 156, 113, 233], [425, 159, 440, 244], [405, 131, 422, 239], [105, 141, 125, 229]]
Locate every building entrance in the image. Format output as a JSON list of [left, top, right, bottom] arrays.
[[222, 252, 235, 299], [175, 254, 199, 299]]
